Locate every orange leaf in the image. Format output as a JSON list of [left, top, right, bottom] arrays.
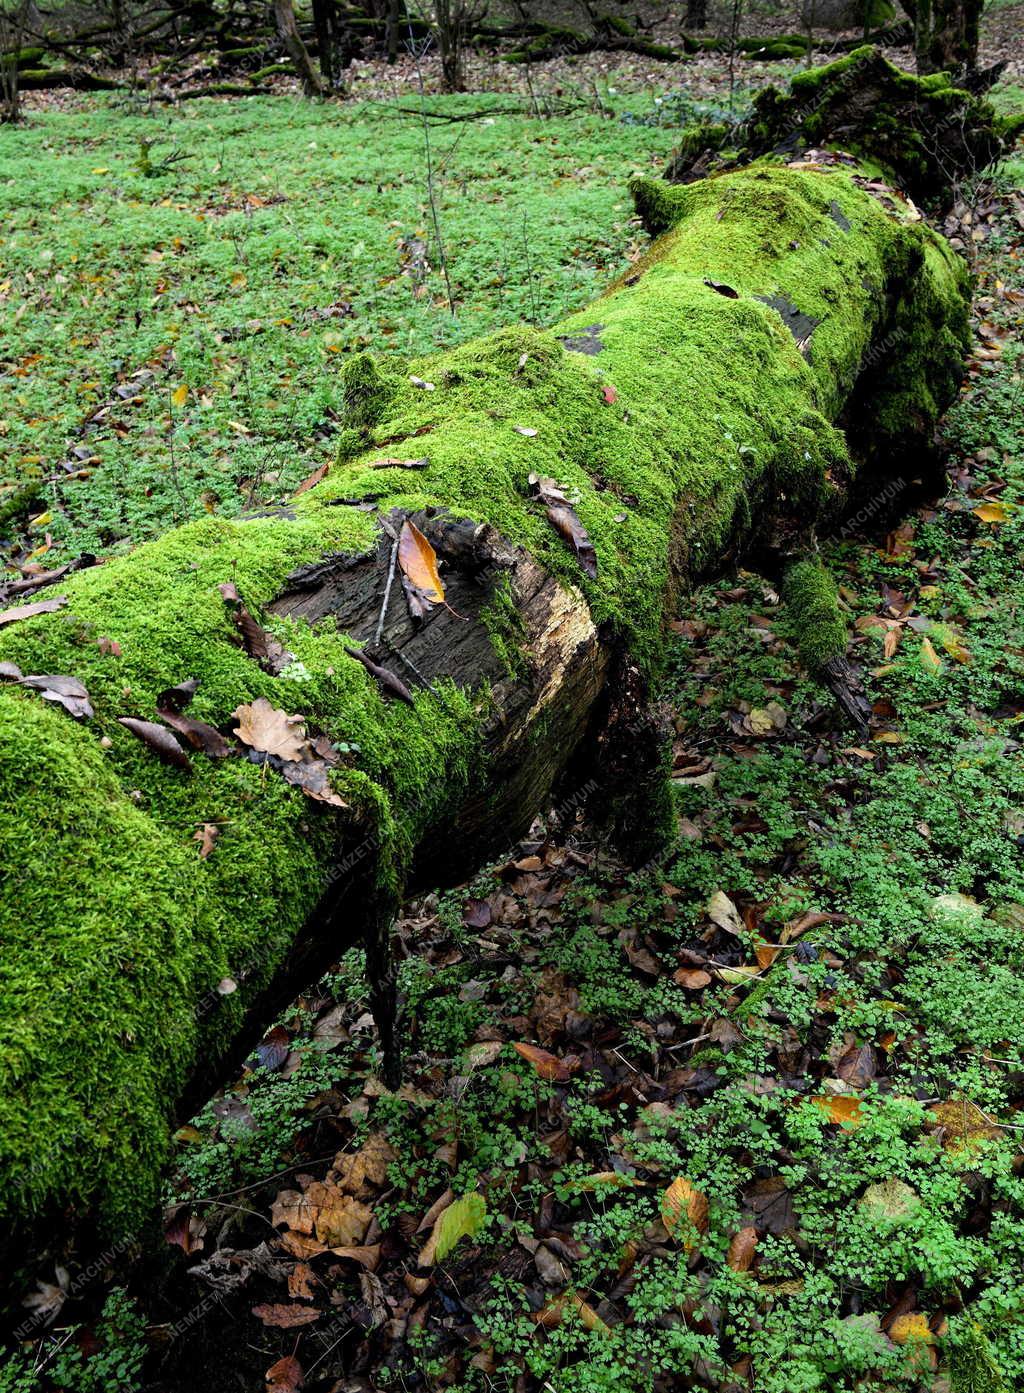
[[398, 519, 444, 604], [809, 1094, 863, 1126], [601, 384, 617, 404], [661, 1177, 709, 1249], [512, 1041, 571, 1082]]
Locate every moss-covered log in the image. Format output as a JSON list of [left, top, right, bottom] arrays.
[[0, 158, 969, 1258], [665, 47, 1024, 207]]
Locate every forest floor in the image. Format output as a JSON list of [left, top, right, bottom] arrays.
[[2, 27, 1024, 1393]]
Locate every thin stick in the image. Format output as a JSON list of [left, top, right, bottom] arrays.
[[375, 534, 400, 648]]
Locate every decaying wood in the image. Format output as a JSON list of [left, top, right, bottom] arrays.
[[0, 75, 978, 1253]]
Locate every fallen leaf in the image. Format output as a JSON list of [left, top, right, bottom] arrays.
[[232, 698, 309, 762], [369, 456, 429, 470], [18, 673, 93, 720], [419, 1192, 486, 1266], [545, 502, 598, 580], [398, 518, 444, 613], [346, 646, 414, 704], [673, 967, 712, 990], [251, 1303, 321, 1329], [118, 717, 191, 770], [265, 1354, 304, 1393], [704, 278, 739, 298], [534, 1291, 610, 1334], [661, 1177, 709, 1249], [514, 424, 538, 436], [707, 890, 744, 936], [726, 1225, 758, 1272], [974, 502, 1010, 523], [920, 636, 942, 674], [279, 758, 348, 808], [194, 823, 219, 859], [0, 596, 67, 627], [601, 384, 617, 404], [293, 462, 328, 496], [171, 383, 189, 408], [159, 707, 231, 758], [512, 1041, 571, 1082], [809, 1094, 863, 1126]]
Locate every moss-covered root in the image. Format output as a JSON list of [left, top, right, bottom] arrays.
[[784, 559, 872, 731], [0, 160, 971, 1252], [948, 1319, 1008, 1393], [784, 560, 849, 672]]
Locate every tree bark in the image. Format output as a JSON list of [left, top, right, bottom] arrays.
[[914, 0, 983, 74], [273, 0, 325, 94], [0, 155, 970, 1257]]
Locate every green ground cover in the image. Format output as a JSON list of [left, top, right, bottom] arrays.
[[0, 92, 683, 556]]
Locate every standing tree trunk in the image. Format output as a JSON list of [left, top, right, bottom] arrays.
[[0, 1, 28, 123], [0, 146, 971, 1262], [274, 0, 326, 94], [683, 0, 707, 29], [914, 0, 982, 73]]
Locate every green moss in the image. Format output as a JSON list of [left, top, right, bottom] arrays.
[[949, 1320, 1008, 1393], [749, 47, 1011, 203], [784, 559, 849, 670], [0, 159, 970, 1239]]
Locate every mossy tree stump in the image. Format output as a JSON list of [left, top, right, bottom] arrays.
[[0, 155, 969, 1259]]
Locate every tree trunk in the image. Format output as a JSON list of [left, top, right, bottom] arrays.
[[0, 156, 970, 1258], [683, 0, 708, 29], [273, 0, 325, 94], [914, 0, 982, 74]]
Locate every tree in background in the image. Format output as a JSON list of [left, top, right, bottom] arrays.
[[905, 0, 983, 73]]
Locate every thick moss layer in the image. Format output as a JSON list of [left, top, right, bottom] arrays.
[[783, 559, 849, 670], [0, 160, 970, 1238]]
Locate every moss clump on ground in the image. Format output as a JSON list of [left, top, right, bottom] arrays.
[[783, 559, 849, 670], [949, 1320, 1008, 1393], [0, 159, 970, 1240]]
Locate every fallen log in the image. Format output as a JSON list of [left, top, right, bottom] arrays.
[[663, 47, 1024, 207], [0, 147, 970, 1263]]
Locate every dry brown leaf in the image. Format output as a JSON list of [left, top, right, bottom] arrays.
[[118, 717, 192, 771], [673, 967, 712, 990], [726, 1225, 758, 1272], [251, 1303, 321, 1329], [271, 1189, 318, 1235], [333, 1132, 395, 1195], [265, 1354, 304, 1393], [287, 1263, 317, 1301], [305, 1182, 372, 1248], [0, 596, 67, 627], [533, 1292, 610, 1335], [232, 698, 309, 762]]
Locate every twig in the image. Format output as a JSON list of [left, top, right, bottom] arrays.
[[375, 534, 400, 647]]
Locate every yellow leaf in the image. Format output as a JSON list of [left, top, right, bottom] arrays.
[[418, 1192, 486, 1266], [91, 166, 110, 174], [398, 519, 444, 604], [171, 383, 188, 408], [974, 502, 1010, 523], [889, 1313, 934, 1345], [809, 1095, 863, 1127], [661, 1177, 709, 1249], [920, 636, 941, 674]]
